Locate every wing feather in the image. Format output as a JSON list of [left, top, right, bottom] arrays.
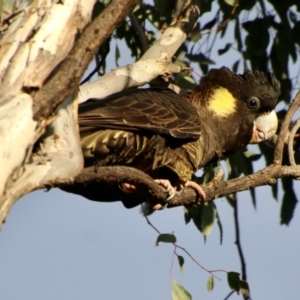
[[78, 88, 201, 139]]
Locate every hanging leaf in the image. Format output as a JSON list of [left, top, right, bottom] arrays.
[[227, 272, 241, 293], [207, 275, 215, 292], [215, 206, 223, 245], [156, 233, 176, 246], [171, 281, 192, 300], [224, 0, 237, 6], [227, 272, 250, 296], [280, 178, 298, 225], [191, 202, 216, 236], [218, 43, 232, 55], [177, 255, 185, 274]]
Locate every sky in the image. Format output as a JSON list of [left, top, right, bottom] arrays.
[[1, 182, 299, 300], [1, 2, 300, 300]]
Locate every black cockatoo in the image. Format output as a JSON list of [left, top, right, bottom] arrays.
[[77, 67, 280, 212]]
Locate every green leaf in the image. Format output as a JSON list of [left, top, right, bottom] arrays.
[[203, 165, 220, 183], [240, 280, 250, 296], [227, 272, 250, 296], [201, 202, 216, 236], [171, 281, 192, 300], [215, 207, 223, 245], [232, 60, 240, 73], [184, 207, 192, 224], [177, 255, 185, 273], [92, 1, 105, 20], [224, 0, 236, 6], [201, 17, 218, 31], [156, 233, 176, 246], [207, 275, 214, 292], [259, 143, 278, 200], [218, 43, 232, 55], [115, 44, 120, 67], [240, 0, 256, 10], [227, 272, 241, 293], [176, 75, 197, 90], [191, 205, 203, 232], [289, 10, 297, 24], [242, 151, 261, 208], [186, 53, 215, 66], [234, 18, 242, 51], [154, 0, 169, 14], [244, 19, 270, 56], [192, 202, 216, 236], [243, 151, 261, 160], [190, 23, 201, 42], [280, 178, 298, 225]]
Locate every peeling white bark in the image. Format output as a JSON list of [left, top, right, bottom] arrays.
[[0, 0, 95, 102], [79, 27, 187, 103], [79, 56, 181, 102], [0, 0, 95, 227], [0, 93, 83, 225], [0, 94, 37, 198]]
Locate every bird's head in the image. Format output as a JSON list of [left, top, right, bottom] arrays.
[[193, 67, 280, 150]]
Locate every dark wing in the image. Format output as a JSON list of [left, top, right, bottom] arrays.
[[78, 88, 201, 139]]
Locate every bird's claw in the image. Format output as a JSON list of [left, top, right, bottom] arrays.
[[120, 182, 137, 192], [182, 180, 206, 201], [152, 179, 177, 210]]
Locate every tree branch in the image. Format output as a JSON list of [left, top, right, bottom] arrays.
[[274, 90, 300, 164], [78, 0, 201, 103], [61, 162, 300, 212]]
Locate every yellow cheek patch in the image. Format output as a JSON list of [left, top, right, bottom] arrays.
[[207, 87, 237, 117]]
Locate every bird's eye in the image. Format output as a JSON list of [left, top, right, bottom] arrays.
[[247, 97, 260, 109]]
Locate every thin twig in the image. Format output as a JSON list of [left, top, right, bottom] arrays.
[[80, 42, 110, 85], [202, 0, 239, 35], [288, 118, 300, 166], [233, 194, 247, 282], [145, 215, 160, 234], [274, 90, 300, 164], [223, 290, 235, 300], [145, 216, 225, 280]]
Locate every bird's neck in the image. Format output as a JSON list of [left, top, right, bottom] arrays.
[[198, 108, 249, 167]]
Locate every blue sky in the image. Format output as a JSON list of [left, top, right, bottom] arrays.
[[1, 183, 299, 299]]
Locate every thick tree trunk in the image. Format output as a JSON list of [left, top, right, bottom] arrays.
[[0, 0, 139, 227]]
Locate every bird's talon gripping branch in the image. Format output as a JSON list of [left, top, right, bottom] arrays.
[[184, 180, 206, 201], [120, 182, 137, 192], [152, 202, 169, 211], [147, 179, 177, 211], [154, 179, 176, 201]]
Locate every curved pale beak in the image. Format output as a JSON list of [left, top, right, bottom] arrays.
[[250, 110, 278, 144]]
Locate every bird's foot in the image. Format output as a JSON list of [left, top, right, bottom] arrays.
[[140, 179, 176, 215], [121, 180, 175, 213], [152, 179, 176, 210], [181, 180, 206, 202], [120, 182, 137, 192], [121, 180, 176, 201]]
